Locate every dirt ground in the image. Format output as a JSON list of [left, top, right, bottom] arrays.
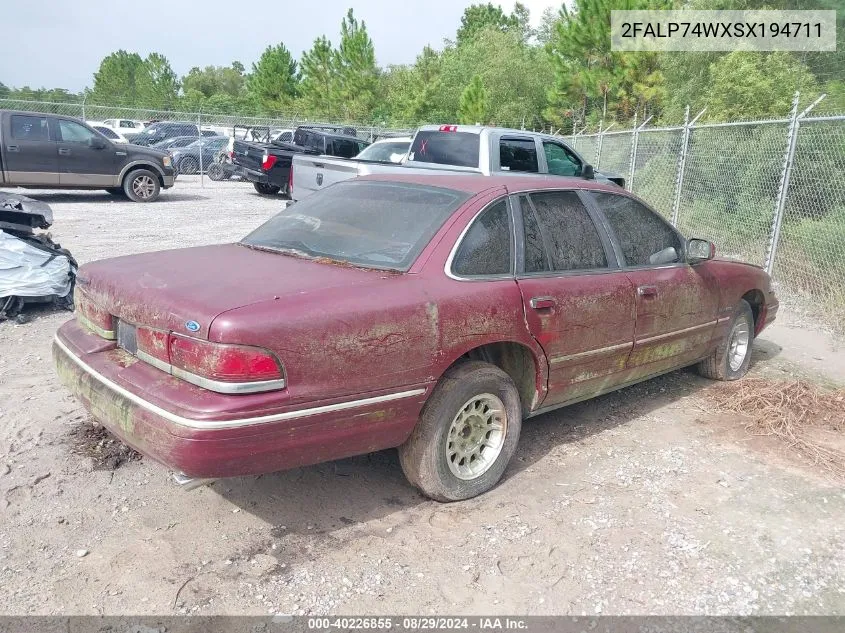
[[0, 177, 843, 616]]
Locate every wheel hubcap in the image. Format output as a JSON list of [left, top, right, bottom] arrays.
[[446, 393, 507, 481], [728, 318, 750, 371], [132, 175, 155, 199]]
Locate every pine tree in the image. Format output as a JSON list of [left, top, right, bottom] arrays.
[[299, 36, 338, 115], [335, 8, 378, 120], [459, 75, 489, 124], [247, 44, 298, 111]]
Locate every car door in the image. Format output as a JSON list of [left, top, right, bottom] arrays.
[[514, 190, 636, 408], [55, 118, 119, 186], [3, 113, 59, 185], [586, 191, 720, 375]]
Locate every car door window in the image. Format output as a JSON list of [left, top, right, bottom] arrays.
[[57, 120, 98, 144], [452, 200, 512, 277], [499, 138, 538, 173], [523, 192, 608, 272], [592, 193, 683, 267], [329, 138, 359, 158], [10, 115, 50, 141], [543, 141, 582, 177]]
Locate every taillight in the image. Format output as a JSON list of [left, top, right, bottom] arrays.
[[75, 292, 115, 339], [439, 125, 458, 132], [136, 326, 169, 366], [261, 153, 277, 171], [169, 334, 284, 389]]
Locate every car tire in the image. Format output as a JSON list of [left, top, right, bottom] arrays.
[[253, 182, 281, 195], [123, 169, 161, 203], [178, 157, 199, 175], [104, 188, 126, 197], [398, 361, 522, 502], [697, 299, 754, 381], [207, 163, 224, 181]]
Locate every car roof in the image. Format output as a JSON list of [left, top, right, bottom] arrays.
[[356, 173, 625, 196]]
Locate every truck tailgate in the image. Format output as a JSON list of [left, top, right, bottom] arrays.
[[231, 140, 266, 172], [291, 155, 364, 201]]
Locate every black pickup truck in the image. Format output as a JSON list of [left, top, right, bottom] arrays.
[[230, 125, 369, 195]]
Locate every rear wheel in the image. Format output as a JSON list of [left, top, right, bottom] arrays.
[[697, 299, 754, 380], [253, 182, 281, 195], [399, 361, 522, 502], [178, 156, 199, 175], [123, 169, 161, 203], [207, 163, 224, 181]]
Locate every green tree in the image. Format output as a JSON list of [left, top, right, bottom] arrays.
[[91, 50, 144, 104], [183, 65, 245, 98], [0, 82, 10, 99], [136, 53, 180, 108], [335, 8, 379, 120], [545, 0, 669, 126], [706, 51, 819, 120], [456, 3, 521, 46], [459, 74, 489, 124], [247, 43, 298, 110], [299, 36, 338, 115]]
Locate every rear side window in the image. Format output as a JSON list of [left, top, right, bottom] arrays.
[[452, 200, 511, 277], [407, 131, 479, 168], [524, 192, 607, 272], [329, 138, 360, 158], [592, 193, 683, 267], [499, 138, 538, 173], [10, 115, 50, 141]]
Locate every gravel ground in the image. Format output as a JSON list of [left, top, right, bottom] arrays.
[[0, 177, 843, 616]]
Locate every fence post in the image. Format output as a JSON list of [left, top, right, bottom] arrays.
[[81, 94, 86, 121], [765, 91, 827, 274], [595, 121, 613, 171], [627, 113, 652, 192], [197, 112, 204, 188], [670, 106, 706, 227]]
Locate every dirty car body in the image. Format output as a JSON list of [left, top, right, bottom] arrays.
[[53, 174, 778, 500]]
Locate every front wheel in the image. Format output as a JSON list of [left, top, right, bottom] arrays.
[[207, 163, 224, 181], [178, 157, 199, 175], [697, 299, 754, 380], [123, 169, 161, 202], [253, 182, 281, 195], [399, 361, 522, 502]]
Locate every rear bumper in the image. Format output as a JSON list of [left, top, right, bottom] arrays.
[[53, 319, 428, 479], [232, 164, 268, 184]]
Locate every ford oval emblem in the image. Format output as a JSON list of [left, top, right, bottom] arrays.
[[185, 320, 201, 332]]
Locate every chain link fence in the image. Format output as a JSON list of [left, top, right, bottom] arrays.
[[1, 95, 843, 330]]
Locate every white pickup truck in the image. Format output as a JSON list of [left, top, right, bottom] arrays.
[[290, 125, 624, 202]]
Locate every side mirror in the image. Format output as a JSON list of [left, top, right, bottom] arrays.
[[687, 238, 716, 263], [581, 163, 595, 180], [88, 137, 107, 150]]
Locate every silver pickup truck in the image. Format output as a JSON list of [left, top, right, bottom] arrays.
[[290, 125, 624, 202]]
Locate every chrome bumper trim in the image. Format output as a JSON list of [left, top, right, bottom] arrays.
[[54, 334, 426, 430]]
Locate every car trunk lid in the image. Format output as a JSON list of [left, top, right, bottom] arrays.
[[76, 243, 388, 340]]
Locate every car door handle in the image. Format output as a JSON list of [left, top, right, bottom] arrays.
[[6, 145, 19, 152], [58, 148, 71, 156], [529, 296, 556, 310], [637, 285, 658, 298]]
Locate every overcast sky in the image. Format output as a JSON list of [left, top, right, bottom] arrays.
[[2, 0, 561, 92]]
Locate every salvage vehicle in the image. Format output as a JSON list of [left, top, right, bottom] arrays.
[[152, 136, 200, 152], [170, 136, 228, 175], [1, 192, 76, 322], [290, 125, 622, 202], [0, 110, 175, 202], [53, 174, 777, 501], [231, 125, 368, 196], [131, 121, 216, 146]]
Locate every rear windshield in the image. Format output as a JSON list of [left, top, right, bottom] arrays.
[[407, 131, 480, 168], [241, 181, 470, 271]]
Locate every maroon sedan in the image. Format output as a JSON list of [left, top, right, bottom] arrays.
[[54, 174, 777, 501]]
